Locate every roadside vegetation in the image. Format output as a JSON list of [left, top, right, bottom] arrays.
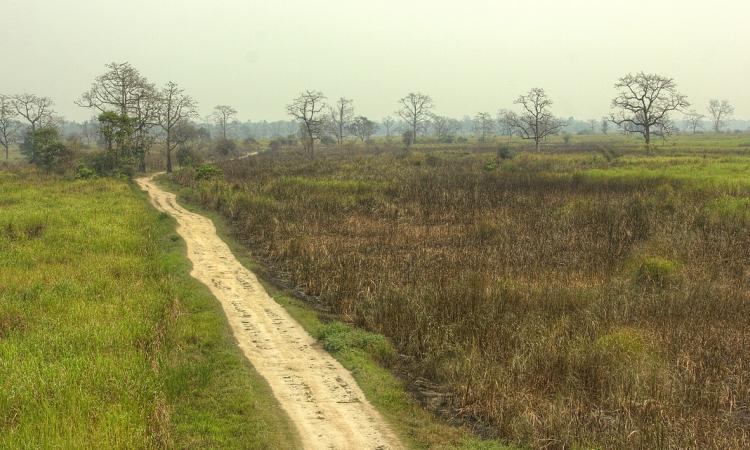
[[170, 137, 750, 449], [0, 169, 298, 448]]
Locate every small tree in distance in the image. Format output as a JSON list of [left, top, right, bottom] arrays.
[[706, 99, 734, 133], [397, 92, 433, 144], [507, 88, 564, 151], [0, 95, 19, 160], [610, 72, 689, 145], [287, 90, 326, 159]]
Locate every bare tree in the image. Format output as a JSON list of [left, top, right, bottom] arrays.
[[588, 119, 597, 134], [212, 105, 237, 139], [0, 95, 19, 160], [507, 88, 564, 151], [474, 112, 494, 142], [706, 99, 734, 133], [130, 85, 160, 171], [397, 92, 433, 143], [610, 72, 689, 145], [684, 110, 705, 134], [497, 109, 516, 143], [77, 62, 150, 115], [382, 116, 395, 140], [348, 116, 377, 142], [600, 117, 609, 135], [329, 97, 354, 145], [158, 82, 198, 173], [12, 93, 54, 132], [431, 114, 460, 141], [77, 62, 158, 170], [287, 90, 326, 158]]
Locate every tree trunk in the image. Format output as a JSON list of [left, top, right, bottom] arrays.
[[166, 134, 172, 173], [644, 126, 651, 145]]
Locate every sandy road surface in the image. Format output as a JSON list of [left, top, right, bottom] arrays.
[[137, 175, 402, 450]]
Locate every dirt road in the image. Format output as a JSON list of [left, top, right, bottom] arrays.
[[136, 175, 401, 450]]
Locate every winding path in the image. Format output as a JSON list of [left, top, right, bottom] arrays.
[[137, 175, 402, 450]]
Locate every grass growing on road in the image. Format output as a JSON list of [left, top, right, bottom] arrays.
[[0, 169, 298, 448]]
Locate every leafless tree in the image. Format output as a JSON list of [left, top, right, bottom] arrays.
[[507, 88, 564, 151], [0, 95, 19, 160], [600, 117, 609, 135], [706, 99, 734, 133], [77, 62, 150, 115], [77, 62, 158, 170], [430, 114, 460, 141], [158, 82, 198, 173], [497, 109, 516, 143], [610, 72, 689, 145], [588, 119, 597, 134], [130, 85, 160, 171], [212, 105, 237, 139], [397, 92, 433, 143], [12, 93, 54, 132], [381, 116, 395, 140], [348, 116, 377, 142], [329, 97, 354, 145], [287, 90, 326, 158], [684, 110, 705, 134], [474, 112, 494, 142]]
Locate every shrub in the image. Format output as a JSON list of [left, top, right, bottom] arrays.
[[195, 164, 223, 181], [634, 256, 679, 287]]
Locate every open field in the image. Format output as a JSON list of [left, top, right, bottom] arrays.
[[172, 135, 750, 448], [0, 170, 299, 448]]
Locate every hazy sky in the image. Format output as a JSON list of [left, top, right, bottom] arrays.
[[2, 0, 748, 122]]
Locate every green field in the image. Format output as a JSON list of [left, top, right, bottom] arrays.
[[0, 170, 299, 448]]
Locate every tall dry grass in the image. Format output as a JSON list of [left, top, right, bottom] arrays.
[[174, 146, 750, 449]]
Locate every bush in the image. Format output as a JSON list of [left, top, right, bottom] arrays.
[[497, 145, 514, 160], [215, 138, 237, 156], [634, 256, 679, 287], [195, 164, 223, 181], [75, 165, 97, 180]]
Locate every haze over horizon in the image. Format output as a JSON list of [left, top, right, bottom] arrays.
[[2, 0, 748, 122]]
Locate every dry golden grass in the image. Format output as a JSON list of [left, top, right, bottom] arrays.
[[173, 143, 750, 449]]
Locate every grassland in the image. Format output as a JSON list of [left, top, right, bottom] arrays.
[[172, 134, 750, 449], [157, 174, 513, 449], [0, 170, 299, 448]]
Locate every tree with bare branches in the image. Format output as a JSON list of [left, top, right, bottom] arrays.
[[497, 109, 516, 143], [12, 93, 54, 132], [348, 116, 377, 142], [329, 97, 354, 145], [474, 112, 494, 142], [382, 116, 395, 140], [77, 62, 150, 115], [287, 91, 326, 158], [158, 82, 198, 173], [0, 95, 19, 160], [77, 62, 158, 170], [507, 88, 564, 151], [430, 115, 460, 142], [212, 105, 237, 139], [706, 99, 734, 133], [610, 72, 689, 145], [684, 110, 705, 134], [397, 92, 433, 143]]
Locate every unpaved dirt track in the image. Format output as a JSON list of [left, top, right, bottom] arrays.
[[137, 175, 402, 450]]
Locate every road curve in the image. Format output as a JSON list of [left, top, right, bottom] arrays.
[[137, 175, 402, 450]]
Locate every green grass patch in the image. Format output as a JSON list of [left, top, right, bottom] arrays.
[[0, 170, 298, 448]]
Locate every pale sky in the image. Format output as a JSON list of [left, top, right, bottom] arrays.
[[2, 0, 748, 122]]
